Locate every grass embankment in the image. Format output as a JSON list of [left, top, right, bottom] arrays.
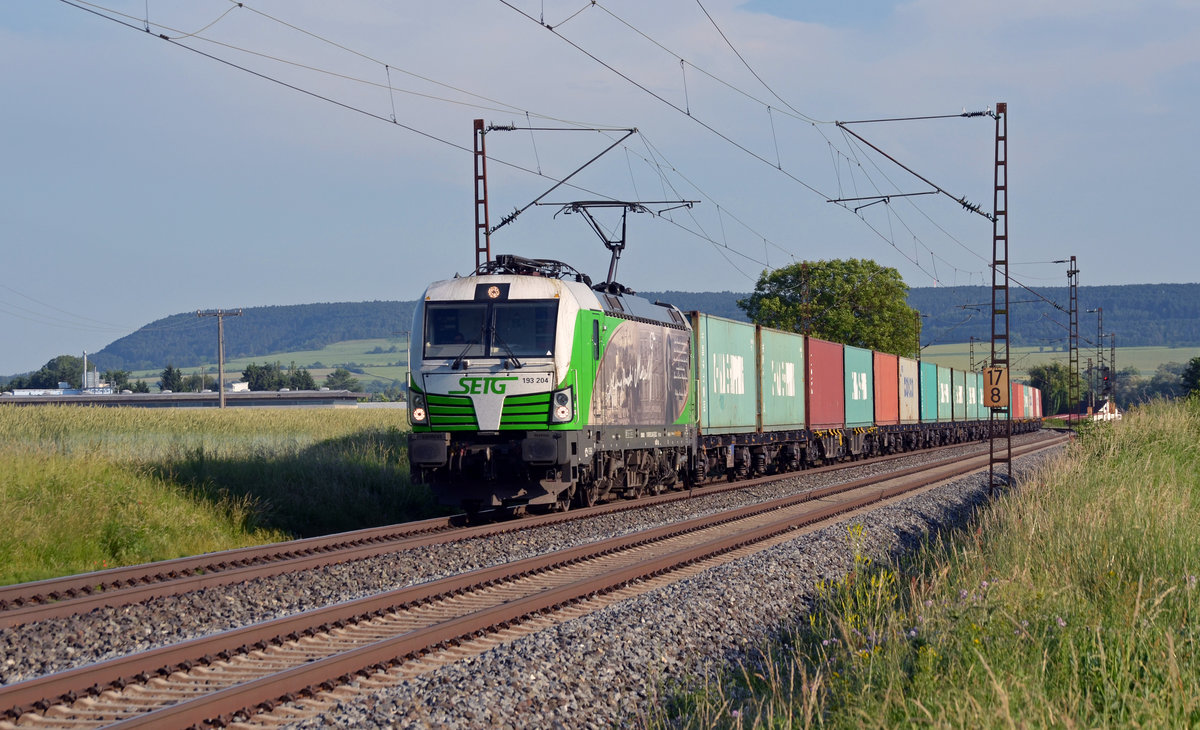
[[0, 406, 436, 585], [657, 400, 1200, 728]]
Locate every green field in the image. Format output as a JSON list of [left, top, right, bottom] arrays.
[[0, 405, 436, 585], [128, 338, 410, 392], [920, 343, 1200, 378]]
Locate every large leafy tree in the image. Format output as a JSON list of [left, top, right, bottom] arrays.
[[738, 259, 918, 355], [10, 355, 86, 389], [1027, 362, 1085, 416]]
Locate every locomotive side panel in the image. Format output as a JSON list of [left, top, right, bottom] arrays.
[[692, 313, 759, 434], [844, 345, 875, 428], [898, 357, 920, 424], [591, 317, 691, 427], [873, 351, 900, 426], [759, 326, 807, 431], [807, 337, 845, 430]]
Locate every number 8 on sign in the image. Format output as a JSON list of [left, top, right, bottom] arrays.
[[985, 367, 1010, 408]]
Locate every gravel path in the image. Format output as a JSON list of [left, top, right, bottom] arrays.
[[0, 432, 1060, 722]]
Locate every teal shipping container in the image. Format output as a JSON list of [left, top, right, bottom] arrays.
[[919, 361, 939, 423], [759, 326, 806, 431], [691, 313, 758, 434], [937, 365, 953, 422], [952, 369, 967, 421], [968, 371, 982, 420], [844, 345, 874, 427]]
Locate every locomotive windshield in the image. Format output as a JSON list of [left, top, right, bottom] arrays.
[[423, 300, 558, 360]]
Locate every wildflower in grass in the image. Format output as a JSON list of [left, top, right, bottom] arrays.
[[1188, 574, 1197, 590], [1056, 616, 1067, 628]]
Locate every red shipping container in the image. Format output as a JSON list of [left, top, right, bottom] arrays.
[[873, 351, 899, 426], [806, 337, 844, 430], [1011, 382, 1024, 419]]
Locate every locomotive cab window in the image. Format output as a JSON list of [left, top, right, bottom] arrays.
[[424, 300, 558, 359]]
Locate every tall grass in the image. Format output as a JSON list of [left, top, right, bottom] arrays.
[[654, 399, 1200, 728], [0, 405, 440, 585]]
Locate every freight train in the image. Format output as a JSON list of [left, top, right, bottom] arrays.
[[407, 255, 1042, 514]]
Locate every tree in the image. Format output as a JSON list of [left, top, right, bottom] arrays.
[[182, 372, 216, 392], [102, 369, 132, 391], [242, 362, 285, 391], [286, 362, 316, 390], [1027, 362, 1083, 416], [1179, 357, 1200, 397], [738, 259, 918, 355], [131, 379, 151, 393], [159, 364, 184, 392], [324, 367, 362, 392]]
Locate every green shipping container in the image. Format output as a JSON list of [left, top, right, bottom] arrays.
[[844, 345, 874, 428], [952, 369, 967, 421], [759, 326, 806, 431], [919, 361, 939, 423], [937, 365, 953, 423], [692, 313, 759, 434]]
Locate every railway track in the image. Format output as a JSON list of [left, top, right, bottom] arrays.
[[0, 436, 1038, 632], [0, 435, 1066, 729]]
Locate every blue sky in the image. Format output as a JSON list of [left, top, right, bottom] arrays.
[[2, 0, 1198, 375]]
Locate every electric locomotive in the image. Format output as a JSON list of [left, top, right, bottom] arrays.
[[407, 255, 695, 513]]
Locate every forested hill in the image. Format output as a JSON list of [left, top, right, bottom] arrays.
[[91, 301, 417, 372], [87, 284, 1198, 371]]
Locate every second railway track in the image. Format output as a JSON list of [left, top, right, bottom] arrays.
[[1, 434, 1066, 729], [0, 435, 1048, 631]]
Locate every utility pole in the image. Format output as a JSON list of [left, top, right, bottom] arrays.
[[1054, 257, 1080, 426], [473, 119, 491, 271], [198, 309, 242, 408]]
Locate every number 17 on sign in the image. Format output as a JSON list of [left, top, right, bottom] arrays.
[[985, 367, 1010, 409]]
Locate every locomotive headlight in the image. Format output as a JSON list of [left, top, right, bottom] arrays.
[[550, 387, 573, 423], [409, 393, 428, 425]]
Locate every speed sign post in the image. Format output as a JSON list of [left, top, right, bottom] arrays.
[[985, 367, 1010, 409]]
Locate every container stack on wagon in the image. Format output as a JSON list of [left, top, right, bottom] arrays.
[[689, 315, 1043, 477]]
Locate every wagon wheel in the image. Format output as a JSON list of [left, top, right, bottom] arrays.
[[574, 481, 600, 509]]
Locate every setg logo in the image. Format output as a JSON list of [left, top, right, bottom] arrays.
[[449, 376, 519, 395]]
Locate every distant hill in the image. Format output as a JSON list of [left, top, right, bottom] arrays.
[[90, 301, 417, 372], [84, 284, 1199, 372]]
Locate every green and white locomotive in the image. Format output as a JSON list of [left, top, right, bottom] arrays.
[[407, 255, 695, 513]]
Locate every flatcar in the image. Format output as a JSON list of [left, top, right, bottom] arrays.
[[407, 254, 1041, 513]]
